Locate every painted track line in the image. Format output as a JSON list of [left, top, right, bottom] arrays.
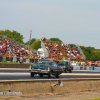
[[0, 68, 28, 70], [1, 68, 100, 72], [1, 73, 100, 76]]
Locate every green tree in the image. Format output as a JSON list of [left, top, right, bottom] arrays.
[[50, 37, 62, 42], [0, 29, 24, 43], [49, 38, 62, 46], [80, 46, 100, 61], [30, 39, 41, 50], [25, 38, 36, 45]]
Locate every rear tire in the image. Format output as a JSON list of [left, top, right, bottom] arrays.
[[65, 68, 67, 73], [48, 72, 52, 78], [56, 74, 60, 78], [31, 72, 34, 77], [69, 70, 72, 73], [39, 74, 43, 77]]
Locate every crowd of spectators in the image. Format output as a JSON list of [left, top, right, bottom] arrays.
[[44, 41, 63, 60], [42, 40, 84, 62], [0, 37, 84, 63], [0, 38, 34, 63], [1, 37, 100, 68], [61, 42, 84, 61]]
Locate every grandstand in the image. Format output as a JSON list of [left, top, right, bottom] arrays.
[[0, 35, 86, 63], [41, 39, 86, 61]]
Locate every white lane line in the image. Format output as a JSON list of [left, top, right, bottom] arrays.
[[73, 70, 100, 72], [0, 68, 100, 72], [61, 73, 100, 75], [0, 73, 30, 75], [0, 68, 28, 70], [0, 73, 100, 76]]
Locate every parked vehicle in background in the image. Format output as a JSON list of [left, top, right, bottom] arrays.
[[58, 61, 73, 73], [29, 60, 63, 78]]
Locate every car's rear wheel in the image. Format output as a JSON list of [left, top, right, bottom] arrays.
[[65, 68, 67, 73], [56, 74, 60, 78], [69, 70, 72, 73], [48, 72, 52, 78], [39, 74, 43, 77], [31, 72, 34, 77]]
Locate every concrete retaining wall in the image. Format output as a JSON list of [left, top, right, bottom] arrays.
[[0, 63, 30, 68], [0, 79, 100, 96]]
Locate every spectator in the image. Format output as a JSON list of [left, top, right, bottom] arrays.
[[0, 52, 3, 62]]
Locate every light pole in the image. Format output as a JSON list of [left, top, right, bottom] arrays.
[[27, 30, 32, 53]]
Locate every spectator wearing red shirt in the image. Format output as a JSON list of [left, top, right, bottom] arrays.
[[4, 39, 7, 44]]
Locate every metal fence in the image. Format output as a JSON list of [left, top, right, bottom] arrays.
[[76, 44, 86, 61], [0, 56, 35, 63]]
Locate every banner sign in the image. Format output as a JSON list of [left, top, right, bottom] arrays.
[[87, 66, 93, 70], [80, 66, 84, 70], [26, 59, 30, 63], [13, 55, 17, 62], [73, 66, 80, 70], [94, 67, 100, 71], [13, 57, 17, 62], [3, 57, 6, 62]]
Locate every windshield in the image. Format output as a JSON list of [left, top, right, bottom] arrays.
[[58, 62, 65, 66], [37, 61, 54, 66], [66, 62, 70, 65]]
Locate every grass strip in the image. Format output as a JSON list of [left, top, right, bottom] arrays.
[[83, 98, 100, 100]]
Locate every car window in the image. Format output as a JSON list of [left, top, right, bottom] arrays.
[[66, 62, 70, 65], [37, 61, 54, 66], [53, 62, 57, 66], [48, 62, 53, 66], [37, 61, 47, 66], [58, 62, 65, 66]]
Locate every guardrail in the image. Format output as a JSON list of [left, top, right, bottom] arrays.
[[0, 56, 100, 65]]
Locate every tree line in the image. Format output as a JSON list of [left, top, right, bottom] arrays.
[[80, 46, 100, 61], [0, 29, 24, 43]]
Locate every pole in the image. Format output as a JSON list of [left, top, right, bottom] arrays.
[[28, 30, 32, 55]]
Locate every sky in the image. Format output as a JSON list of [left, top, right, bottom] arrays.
[[0, 0, 100, 49]]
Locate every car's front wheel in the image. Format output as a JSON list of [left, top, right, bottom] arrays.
[[31, 72, 34, 77], [55, 74, 60, 78]]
